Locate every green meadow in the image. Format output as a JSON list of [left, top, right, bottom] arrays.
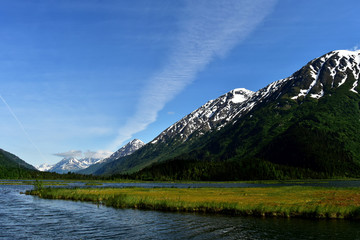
[[27, 186, 360, 219]]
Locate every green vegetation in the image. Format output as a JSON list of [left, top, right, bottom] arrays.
[[33, 179, 44, 191], [27, 186, 360, 219], [125, 159, 338, 181]]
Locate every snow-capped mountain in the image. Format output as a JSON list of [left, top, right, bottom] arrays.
[[152, 88, 255, 144], [290, 50, 360, 99], [98, 139, 145, 164], [221, 50, 360, 120], [93, 49, 360, 177], [48, 157, 89, 173], [36, 163, 53, 172], [77, 139, 145, 175]]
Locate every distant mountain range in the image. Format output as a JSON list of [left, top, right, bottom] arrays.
[[37, 139, 145, 174], [37, 156, 105, 174], [36, 150, 113, 174], [88, 50, 360, 180]]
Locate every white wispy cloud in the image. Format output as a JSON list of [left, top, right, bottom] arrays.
[[54, 149, 113, 159], [83, 150, 113, 159], [54, 150, 83, 159], [110, 0, 277, 149]]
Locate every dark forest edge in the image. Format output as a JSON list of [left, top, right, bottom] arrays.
[[2, 158, 360, 182], [111, 158, 360, 181], [0, 166, 103, 180]]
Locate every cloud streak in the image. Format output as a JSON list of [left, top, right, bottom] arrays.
[[0, 94, 47, 162], [83, 150, 113, 159], [110, 0, 277, 149], [54, 150, 113, 159], [54, 150, 83, 159]]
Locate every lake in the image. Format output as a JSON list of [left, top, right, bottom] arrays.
[[1, 182, 360, 239]]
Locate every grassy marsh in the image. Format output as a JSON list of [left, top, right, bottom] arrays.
[[27, 186, 360, 219]]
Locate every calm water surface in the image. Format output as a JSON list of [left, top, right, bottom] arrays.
[[1, 184, 360, 239]]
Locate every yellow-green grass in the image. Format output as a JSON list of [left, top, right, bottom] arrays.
[[26, 186, 360, 219]]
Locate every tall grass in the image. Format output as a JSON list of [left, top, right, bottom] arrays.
[[26, 186, 360, 219]]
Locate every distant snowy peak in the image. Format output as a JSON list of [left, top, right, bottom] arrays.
[[100, 139, 145, 163], [290, 50, 360, 99], [36, 163, 53, 172], [49, 157, 85, 173], [151, 88, 255, 144]]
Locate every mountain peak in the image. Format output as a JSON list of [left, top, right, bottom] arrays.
[[229, 88, 255, 103], [333, 49, 360, 59], [129, 139, 144, 145], [288, 49, 360, 100], [100, 139, 145, 164]]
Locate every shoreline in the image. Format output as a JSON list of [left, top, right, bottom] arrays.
[[26, 186, 360, 220]]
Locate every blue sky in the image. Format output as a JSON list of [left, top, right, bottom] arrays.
[[0, 0, 359, 166]]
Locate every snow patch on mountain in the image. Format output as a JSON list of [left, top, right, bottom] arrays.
[[99, 139, 145, 164], [351, 81, 359, 93], [151, 88, 255, 143], [291, 50, 360, 100]]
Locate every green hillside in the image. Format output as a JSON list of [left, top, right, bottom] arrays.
[[0, 148, 38, 178], [130, 74, 360, 180]]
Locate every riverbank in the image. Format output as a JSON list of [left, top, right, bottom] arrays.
[[26, 186, 360, 219]]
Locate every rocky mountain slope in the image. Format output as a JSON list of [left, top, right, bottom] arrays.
[[100, 139, 145, 164], [151, 88, 254, 144]]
